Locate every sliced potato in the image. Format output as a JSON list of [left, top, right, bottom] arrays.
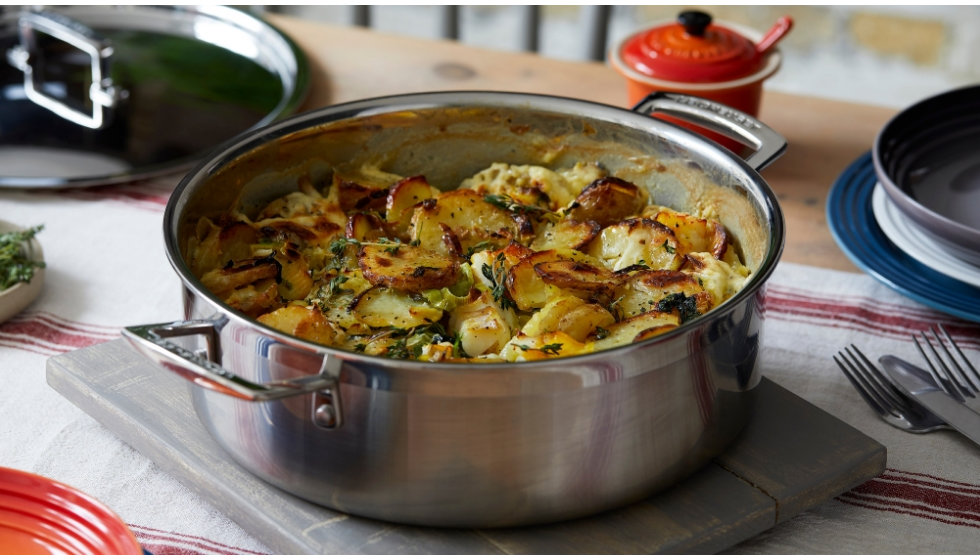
[[533, 259, 621, 302], [186, 219, 258, 278], [258, 304, 338, 346], [351, 286, 443, 329], [683, 252, 749, 307], [501, 331, 591, 361], [520, 294, 615, 341], [592, 310, 680, 350], [586, 218, 683, 272], [411, 189, 521, 255], [200, 256, 280, 298], [530, 219, 600, 251], [614, 269, 710, 319], [448, 290, 516, 357], [345, 212, 391, 242], [566, 177, 648, 227], [273, 242, 314, 301], [652, 206, 728, 259], [223, 278, 281, 318], [358, 243, 459, 291], [386, 175, 439, 237]]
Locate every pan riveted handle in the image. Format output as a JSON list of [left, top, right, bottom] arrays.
[[122, 320, 341, 411], [631, 91, 787, 171]]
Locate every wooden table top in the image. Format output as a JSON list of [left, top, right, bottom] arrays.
[[271, 15, 900, 273]]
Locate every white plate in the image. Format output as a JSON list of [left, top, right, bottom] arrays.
[[871, 184, 980, 289], [0, 220, 44, 323]]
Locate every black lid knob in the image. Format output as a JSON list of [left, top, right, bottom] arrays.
[[678, 10, 712, 37]]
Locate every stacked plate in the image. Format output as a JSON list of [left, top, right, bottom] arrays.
[[828, 85, 980, 322]]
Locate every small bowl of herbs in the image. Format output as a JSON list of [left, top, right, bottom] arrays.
[[0, 221, 44, 323]]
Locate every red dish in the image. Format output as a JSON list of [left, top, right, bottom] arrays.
[[0, 466, 142, 554]]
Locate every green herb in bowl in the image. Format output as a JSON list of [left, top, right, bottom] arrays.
[[0, 225, 45, 291]]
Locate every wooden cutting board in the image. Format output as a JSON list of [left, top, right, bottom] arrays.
[[46, 339, 885, 554]]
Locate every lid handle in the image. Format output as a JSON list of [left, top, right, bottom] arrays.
[[677, 10, 713, 38], [5, 10, 124, 130]]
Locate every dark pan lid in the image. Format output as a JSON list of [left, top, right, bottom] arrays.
[[0, 5, 309, 188]]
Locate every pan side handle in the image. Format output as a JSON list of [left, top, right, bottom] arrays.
[[122, 319, 337, 403], [631, 91, 787, 171]]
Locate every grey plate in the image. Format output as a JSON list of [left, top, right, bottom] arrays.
[[872, 84, 980, 266], [0, 5, 309, 188]]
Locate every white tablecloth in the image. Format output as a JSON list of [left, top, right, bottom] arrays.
[[1, 177, 979, 554]]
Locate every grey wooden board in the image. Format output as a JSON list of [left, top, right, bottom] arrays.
[[46, 339, 886, 554]]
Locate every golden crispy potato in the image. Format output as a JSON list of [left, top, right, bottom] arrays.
[[358, 243, 459, 291], [257, 304, 338, 346], [529, 219, 601, 251], [591, 310, 680, 351], [651, 206, 728, 259], [190, 161, 752, 361], [386, 175, 439, 236], [586, 218, 683, 272], [351, 286, 443, 329], [501, 331, 591, 361], [411, 189, 523, 255], [520, 294, 615, 341], [566, 177, 648, 227], [614, 269, 711, 319], [533, 259, 622, 303]]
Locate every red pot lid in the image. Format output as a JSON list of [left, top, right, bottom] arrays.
[[620, 10, 792, 84], [0, 466, 143, 555]]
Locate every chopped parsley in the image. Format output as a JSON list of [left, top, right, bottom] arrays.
[[516, 342, 563, 356], [656, 292, 701, 323], [0, 225, 44, 291]]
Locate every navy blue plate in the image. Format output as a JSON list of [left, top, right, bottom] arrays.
[[827, 151, 980, 322]]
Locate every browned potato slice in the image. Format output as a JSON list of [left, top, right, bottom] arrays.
[[533, 259, 621, 302], [257, 304, 338, 346], [255, 215, 345, 248], [520, 294, 615, 341], [224, 278, 281, 318], [566, 177, 648, 227], [200, 256, 280, 298], [614, 269, 712, 318], [358, 243, 459, 291], [345, 212, 390, 242], [411, 189, 521, 255], [350, 286, 443, 328], [386, 176, 439, 237], [653, 207, 728, 259], [273, 242, 314, 301], [335, 178, 390, 212], [586, 218, 683, 272], [187, 219, 258, 277], [529, 219, 601, 251], [591, 310, 680, 350]]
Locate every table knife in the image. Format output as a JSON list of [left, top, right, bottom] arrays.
[[880, 354, 980, 447]]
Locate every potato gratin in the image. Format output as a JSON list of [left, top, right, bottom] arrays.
[[186, 162, 750, 362]]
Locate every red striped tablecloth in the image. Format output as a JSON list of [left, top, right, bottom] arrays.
[[2, 177, 979, 554]]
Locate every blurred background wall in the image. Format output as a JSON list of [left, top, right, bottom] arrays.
[[267, 5, 980, 109]]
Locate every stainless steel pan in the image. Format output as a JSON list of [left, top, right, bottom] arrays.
[[124, 91, 785, 528]]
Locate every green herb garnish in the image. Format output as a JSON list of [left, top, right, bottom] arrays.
[[480, 253, 516, 311], [0, 225, 44, 291], [656, 292, 701, 323], [516, 342, 563, 356]]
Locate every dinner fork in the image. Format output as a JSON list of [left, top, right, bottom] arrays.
[[913, 324, 980, 404], [834, 345, 948, 433]]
